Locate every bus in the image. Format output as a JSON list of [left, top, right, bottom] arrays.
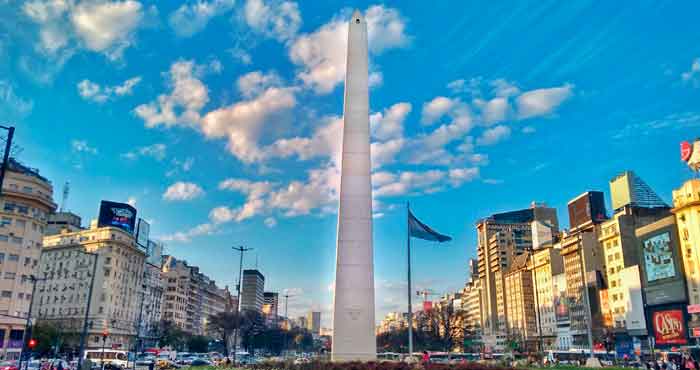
[[84, 350, 130, 369]]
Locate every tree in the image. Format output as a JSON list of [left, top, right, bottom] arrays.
[[187, 335, 210, 353], [157, 320, 188, 350], [208, 311, 242, 357]]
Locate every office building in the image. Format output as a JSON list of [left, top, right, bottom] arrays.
[[0, 159, 56, 359], [37, 223, 146, 350], [45, 211, 82, 236], [610, 171, 668, 212], [531, 245, 564, 349], [673, 179, 700, 330], [475, 203, 557, 351], [262, 292, 279, 319], [240, 269, 265, 312], [503, 252, 537, 351], [307, 311, 321, 335], [462, 279, 483, 351], [161, 256, 229, 335]]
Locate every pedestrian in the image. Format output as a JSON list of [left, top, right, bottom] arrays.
[[422, 351, 429, 365], [148, 360, 154, 370], [56, 361, 63, 370]]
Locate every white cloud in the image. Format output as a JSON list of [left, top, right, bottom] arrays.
[[77, 76, 141, 103], [70, 0, 145, 60], [0, 81, 34, 120], [169, 0, 235, 38], [264, 217, 277, 228], [163, 182, 204, 201], [371, 138, 404, 169], [237, 70, 282, 98], [166, 157, 195, 177], [201, 82, 297, 163], [368, 71, 383, 88], [134, 60, 210, 128], [122, 143, 167, 161], [522, 126, 536, 134], [370, 102, 411, 141], [448, 167, 480, 186], [490, 78, 520, 97], [479, 97, 509, 124], [229, 47, 252, 65], [516, 84, 573, 119], [288, 5, 408, 94], [421, 96, 454, 125], [243, 0, 301, 42], [159, 222, 215, 242], [476, 125, 511, 146], [374, 167, 479, 198], [71, 139, 97, 154], [682, 58, 700, 86]]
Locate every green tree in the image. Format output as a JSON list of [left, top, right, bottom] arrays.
[[187, 335, 210, 352], [208, 311, 243, 357], [157, 320, 188, 350]]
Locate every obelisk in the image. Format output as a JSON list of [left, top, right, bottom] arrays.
[[331, 9, 376, 362]]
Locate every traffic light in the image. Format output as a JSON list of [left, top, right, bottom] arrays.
[[28, 339, 37, 349], [102, 329, 109, 338]]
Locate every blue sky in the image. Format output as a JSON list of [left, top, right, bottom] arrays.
[[2, 0, 700, 326]]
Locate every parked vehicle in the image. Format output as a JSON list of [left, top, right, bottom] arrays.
[[84, 349, 130, 370], [0, 361, 17, 370]]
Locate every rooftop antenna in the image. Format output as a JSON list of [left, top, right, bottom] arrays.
[[60, 181, 70, 212]]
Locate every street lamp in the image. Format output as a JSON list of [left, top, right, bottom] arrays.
[[77, 250, 99, 370], [18, 275, 44, 370], [231, 246, 252, 365]]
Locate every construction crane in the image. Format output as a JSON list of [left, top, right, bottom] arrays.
[[60, 181, 70, 212], [416, 289, 438, 310]]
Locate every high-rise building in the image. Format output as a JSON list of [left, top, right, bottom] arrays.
[[240, 269, 265, 312], [462, 279, 483, 351], [37, 222, 146, 350], [45, 211, 82, 235], [503, 252, 537, 351], [568, 191, 607, 230], [475, 204, 557, 351], [0, 159, 56, 359], [531, 245, 564, 349], [140, 260, 164, 347], [307, 311, 321, 335], [161, 256, 229, 335], [262, 292, 279, 321], [610, 171, 668, 212]]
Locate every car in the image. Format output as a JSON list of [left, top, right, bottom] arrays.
[[293, 358, 310, 365], [189, 359, 211, 367], [0, 361, 17, 370]]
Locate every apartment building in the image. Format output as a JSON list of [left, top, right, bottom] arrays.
[[531, 245, 564, 349], [503, 252, 537, 351]]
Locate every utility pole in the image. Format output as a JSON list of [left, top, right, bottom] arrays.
[[18, 275, 39, 370], [133, 286, 146, 370], [232, 246, 252, 365], [0, 125, 14, 195], [77, 251, 99, 370]]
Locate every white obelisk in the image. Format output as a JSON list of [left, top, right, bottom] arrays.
[[331, 9, 376, 362]]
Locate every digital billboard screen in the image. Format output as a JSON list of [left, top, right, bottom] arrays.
[[568, 191, 606, 229], [552, 274, 569, 322], [652, 309, 687, 345], [98, 201, 137, 234], [136, 218, 150, 248], [643, 231, 676, 282]]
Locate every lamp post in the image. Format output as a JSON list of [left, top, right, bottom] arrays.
[[77, 250, 99, 370], [132, 286, 146, 370], [18, 275, 42, 370], [231, 246, 252, 365]]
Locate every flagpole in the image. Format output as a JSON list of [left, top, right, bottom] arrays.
[[407, 201, 414, 356]]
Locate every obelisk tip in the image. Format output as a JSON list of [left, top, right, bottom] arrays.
[[350, 9, 363, 23]]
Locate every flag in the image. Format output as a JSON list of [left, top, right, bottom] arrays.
[[408, 210, 452, 242]]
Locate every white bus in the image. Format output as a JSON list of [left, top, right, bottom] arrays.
[[84, 350, 130, 369]]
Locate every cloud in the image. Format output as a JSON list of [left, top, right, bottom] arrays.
[[288, 5, 408, 94], [682, 58, 700, 86], [237, 70, 282, 98], [522, 126, 536, 134], [476, 125, 511, 146], [421, 97, 454, 125], [77, 76, 141, 103], [370, 102, 411, 141], [374, 167, 479, 197], [229, 47, 252, 65], [169, 0, 235, 38], [69, 1, 144, 59], [159, 222, 215, 242], [613, 112, 700, 139], [163, 182, 204, 201], [264, 217, 277, 228], [479, 97, 509, 124], [166, 157, 195, 177], [201, 77, 297, 163], [0, 81, 33, 120], [71, 139, 97, 154], [243, 0, 301, 42], [516, 83, 573, 119], [490, 78, 520, 97], [121, 143, 167, 161], [134, 60, 210, 128]]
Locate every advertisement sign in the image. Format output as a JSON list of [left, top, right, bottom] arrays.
[[567, 191, 606, 229], [689, 305, 700, 314], [686, 140, 700, 171], [682, 141, 693, 162], [692, 327, 700, 338], [653, 310, 687, 345], [552, 274, 569, 322], [600, 289, 613, 327], [135, 218, 150, 248], [98, 201, 137, 233], [621, 266, 647, 331], [643, 232, 676, 282]]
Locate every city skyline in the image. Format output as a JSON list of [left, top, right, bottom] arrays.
[[2, 1, 700, 327]]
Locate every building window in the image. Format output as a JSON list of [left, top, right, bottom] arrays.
[[4, 272, 15, 280], [0, 218, 10, 227], [1, 291, 11, 298], [8, 254, 18, 262]]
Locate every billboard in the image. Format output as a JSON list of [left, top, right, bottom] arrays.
[[652, 310, 687, 345], [567, 191, 606, 229], [620, 266, 647, 331], [552, 273, 569, 322], [643, 232, 676, 282], [135, 218, 150, 248], [98, 201, 137, 234]]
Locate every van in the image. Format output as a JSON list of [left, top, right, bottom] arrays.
[[84, 350, 130, 370]]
